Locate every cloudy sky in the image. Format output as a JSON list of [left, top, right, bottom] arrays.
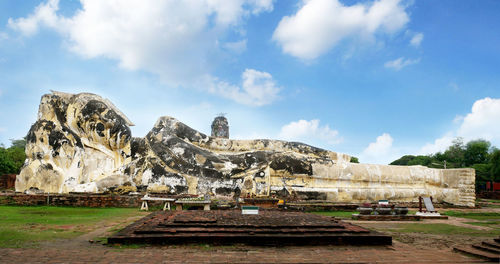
[[0, 0, 499, 164]]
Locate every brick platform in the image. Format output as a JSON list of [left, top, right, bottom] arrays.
[[108, 210, 392, 246]]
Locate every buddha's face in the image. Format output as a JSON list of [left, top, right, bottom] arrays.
[[73, 99, 131, 150]]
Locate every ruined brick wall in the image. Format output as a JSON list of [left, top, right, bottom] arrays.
[[0, 174, 16, 189], [0, 193, 148, 208]]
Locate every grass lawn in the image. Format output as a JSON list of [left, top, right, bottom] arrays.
[[380, 223, 500, 236], [312, 210, 419, 218], [478, 199, 500, 203], [311, 211, 356, 218], [480, 204, 500, 208], [443, 211, 500, 220], [0, 205, 147, 248], [464, 221, 500, 228], [477, 199, 500, 208], [313, 209, 500, 237]]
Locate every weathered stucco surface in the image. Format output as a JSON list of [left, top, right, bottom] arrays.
[[16, 91, 475, 206], [17, 91, 133, 193]]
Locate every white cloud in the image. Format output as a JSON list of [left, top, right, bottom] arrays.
[[419, 97, 500, 154], [384, 57, 420, 70], [279, 119, 341, 145], [7, 0, 61, 36], [248, 0, 274, 14], [458, 97, 500, 142], [359, 133, 399, 164], [356, 98, 500, 163], [7, 0, 277, 104], [452, 115, 463, 124], [410, 32, 423, 47], [362, 133, 393, 156], [272, 0, 410, 60], [419, 134, 454, 155], [222, 39, 247, 54], [0, 32, 8, 41], [207, 69, 281, 106], [0, 127, 5, 132]]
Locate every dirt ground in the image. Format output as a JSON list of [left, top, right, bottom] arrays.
[[1, 207, 498, 263], [352, 207, 500, 249], [357, 220, 490, 250]]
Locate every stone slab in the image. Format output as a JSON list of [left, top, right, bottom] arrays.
[[423, 197, 436, 212]]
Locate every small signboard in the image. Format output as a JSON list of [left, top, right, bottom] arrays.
[[423, 197, 436, 212], [378, 200, 389, 205], [241, 206, 259, 215]]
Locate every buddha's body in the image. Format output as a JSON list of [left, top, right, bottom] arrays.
[[16, 91, 475, 207]]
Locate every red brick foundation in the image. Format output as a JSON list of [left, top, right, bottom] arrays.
[[0, 192, 151, 208], [0, 174, 16, 189], [0, 192, 472, 209], [477, 191, 500, 200]]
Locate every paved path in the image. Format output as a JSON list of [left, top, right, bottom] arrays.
[[0, 241, 485, 263]]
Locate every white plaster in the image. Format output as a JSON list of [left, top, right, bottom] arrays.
[[73, 182, 98, 192], [222, 161, 238, 173], [142, 169, 152, 185], [171, 147, 185, 156]]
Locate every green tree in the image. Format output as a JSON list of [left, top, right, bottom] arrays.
[[442, 137, 465, 168], [432, 152, 446, 162], [0, 139, 27, 175], [473, 163, 492, 183], [407, 155, 432, 166], [9, 139, 26, 149], [464, 139, 490, 166], [390, 155, 433, 166], [490, 149, 500, 182], [0, 148, 16, 175], [6, 147, 26, 172], [390, 155, 416, 165], [350, 156, 359, 163], [388, 137, 499, 190]]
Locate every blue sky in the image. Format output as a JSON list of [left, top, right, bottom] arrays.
[[0, 0, 499, 164]]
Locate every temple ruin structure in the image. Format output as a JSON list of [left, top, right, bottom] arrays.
[[16, 91, 475, 207]]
